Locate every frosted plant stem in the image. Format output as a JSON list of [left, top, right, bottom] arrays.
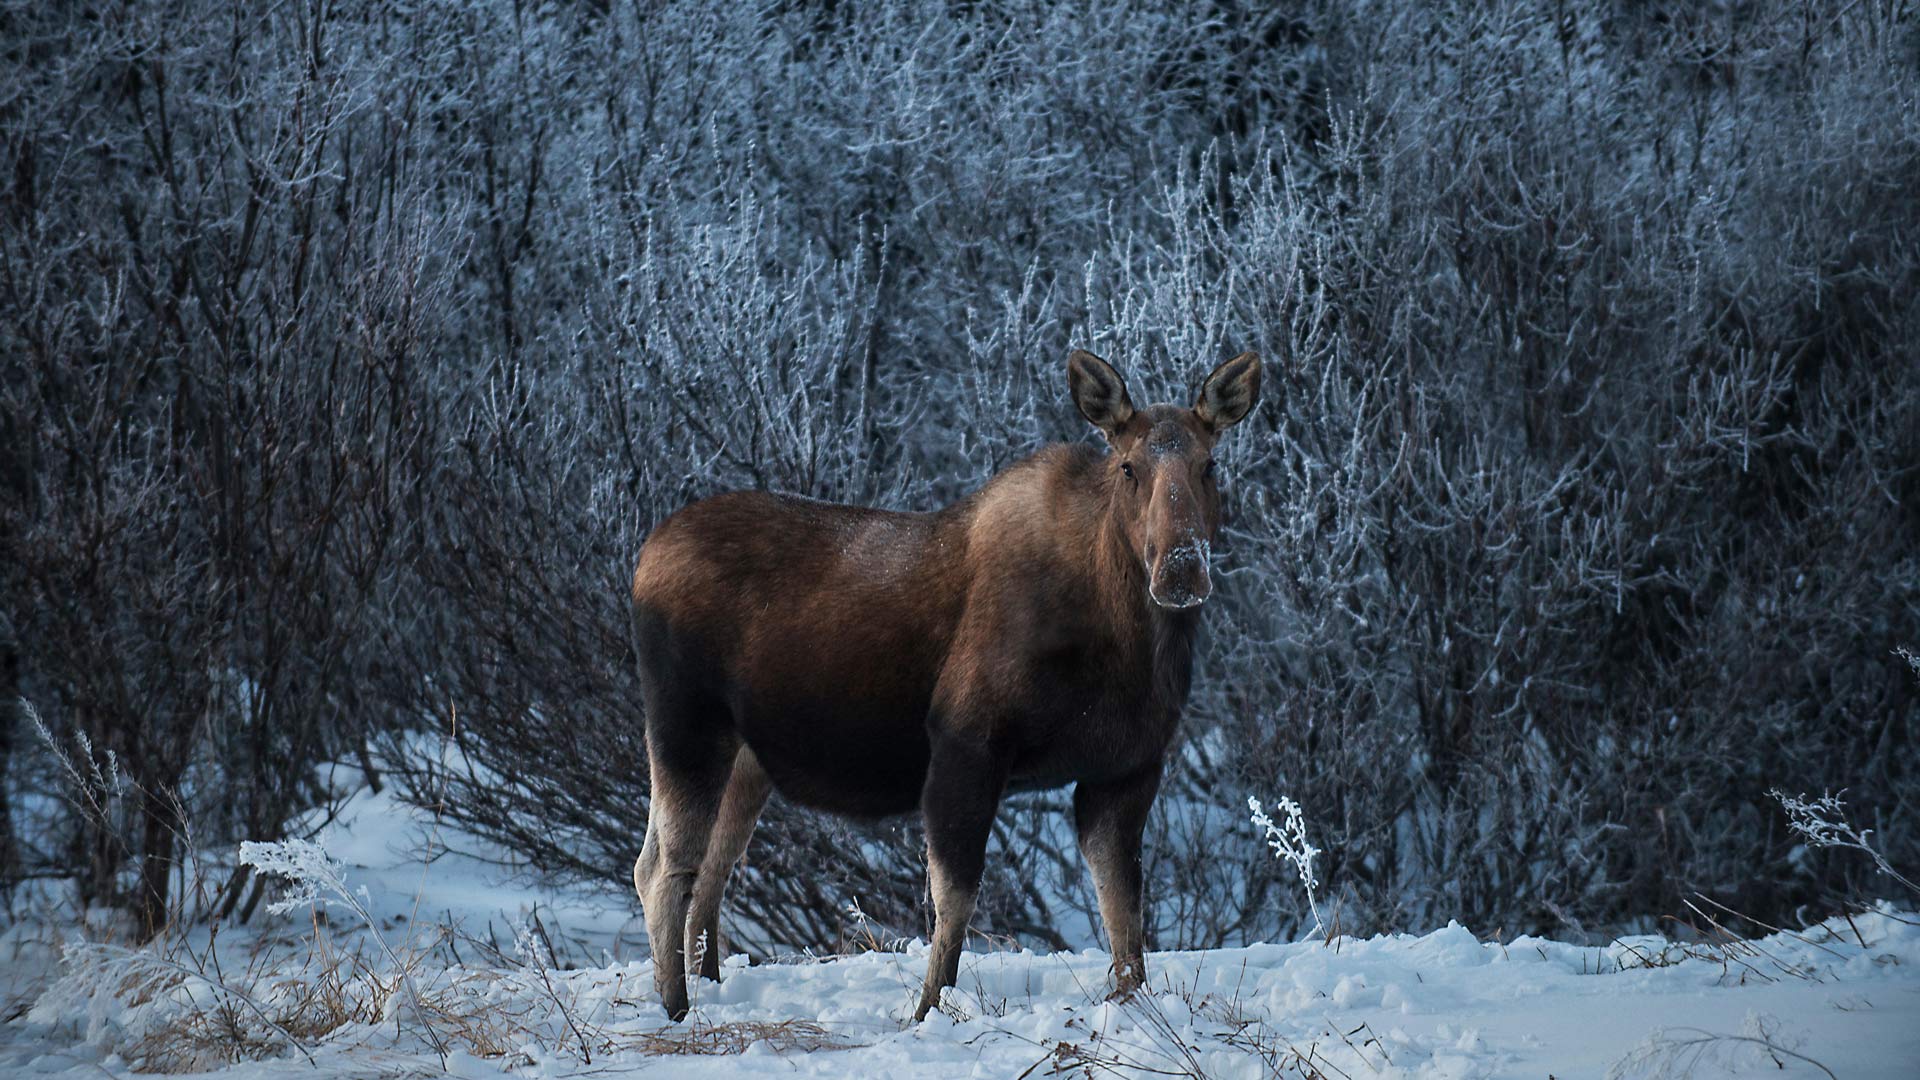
[[1248, 795, 1323, 940], [1769, 789, 1919, 897]]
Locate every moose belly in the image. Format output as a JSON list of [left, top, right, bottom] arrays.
[[1005, 705, 1178, 793], [719, 569, 954, 817], [735, 693, 932, 817], [720, 605, 1178, 815]]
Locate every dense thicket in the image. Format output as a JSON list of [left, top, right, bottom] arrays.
[[3, 0, 1915, 950]]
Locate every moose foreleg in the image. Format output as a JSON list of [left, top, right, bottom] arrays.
[[1075, 764, 1162, 998], [914, 739, 1006, 1021]]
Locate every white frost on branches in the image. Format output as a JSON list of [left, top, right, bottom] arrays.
[[237, 839, 356, 915], [1248, 794, 1323, 939], [1896, 645, 1919, 682], [1768, 789, 1917, 897]]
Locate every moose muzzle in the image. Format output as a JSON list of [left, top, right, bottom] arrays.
[[1147, 540, 1212, 609]]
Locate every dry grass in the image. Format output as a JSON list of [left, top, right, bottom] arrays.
[[92, 940, 869, 1071], [128, 1006, 289, 1074], [630, 1018, 859, 1056]]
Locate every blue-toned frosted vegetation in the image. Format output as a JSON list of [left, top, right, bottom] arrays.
[[2, 0, 1915, 954]]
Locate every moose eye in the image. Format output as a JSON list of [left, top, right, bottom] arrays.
[[1121, 461, 1136, 481]]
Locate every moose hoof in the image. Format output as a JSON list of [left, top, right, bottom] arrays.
[[659, 984, 690, 1023]]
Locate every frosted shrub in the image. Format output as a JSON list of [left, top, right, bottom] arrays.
[[6, 0, 1917, 956], [1248, 795, 1322, 939]]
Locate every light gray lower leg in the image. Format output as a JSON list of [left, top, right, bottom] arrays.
[[914, 852, 980, 1021], [1083, 835, 1145, 993], [684, 748, 772, 982], [1075, 768, 1160, 998], [641, 766, 725, 1022], [634, 815, 660, 903], [911, 741, 1002, 1022]]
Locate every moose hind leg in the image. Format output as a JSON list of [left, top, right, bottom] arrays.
[[639, 721, 734, 1022], [684, 747, 772, 982], [913, 738, 1007, 1021], [1074, 765, 1162, 998]]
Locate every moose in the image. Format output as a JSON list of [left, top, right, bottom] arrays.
[[628, 349, 1262, 1021]]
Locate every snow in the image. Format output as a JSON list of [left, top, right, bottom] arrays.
[[3, 775, 1917, 1079]]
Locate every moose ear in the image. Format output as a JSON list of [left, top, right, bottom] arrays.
[[1067, 349, 1135, 439], [1194, 351, 1262, 432]]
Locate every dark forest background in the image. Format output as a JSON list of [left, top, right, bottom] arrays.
[[2, 0, 1916, 954]]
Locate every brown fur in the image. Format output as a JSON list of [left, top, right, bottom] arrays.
[[629, 351, 1260, 1021]]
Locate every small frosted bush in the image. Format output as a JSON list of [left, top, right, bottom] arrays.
[[1248, 795, 1322, 939]]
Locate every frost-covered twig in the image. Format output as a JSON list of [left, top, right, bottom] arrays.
[[515, 913, 593, 1063], [1896, 645, 1920, 683], [24, 698, 124, 836], [1608, 1015, 1834, 1080], [1768, 789, 1917, 897], [1248, 795, 1322, 939]]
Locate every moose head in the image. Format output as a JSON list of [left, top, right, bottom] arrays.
[[1067, 349, 1262, 609]]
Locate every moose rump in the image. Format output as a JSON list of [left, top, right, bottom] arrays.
[[628, 349, 1262, 1022]]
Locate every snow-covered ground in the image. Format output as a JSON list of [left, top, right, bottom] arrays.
[[3, 775, 1917, 1079]]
